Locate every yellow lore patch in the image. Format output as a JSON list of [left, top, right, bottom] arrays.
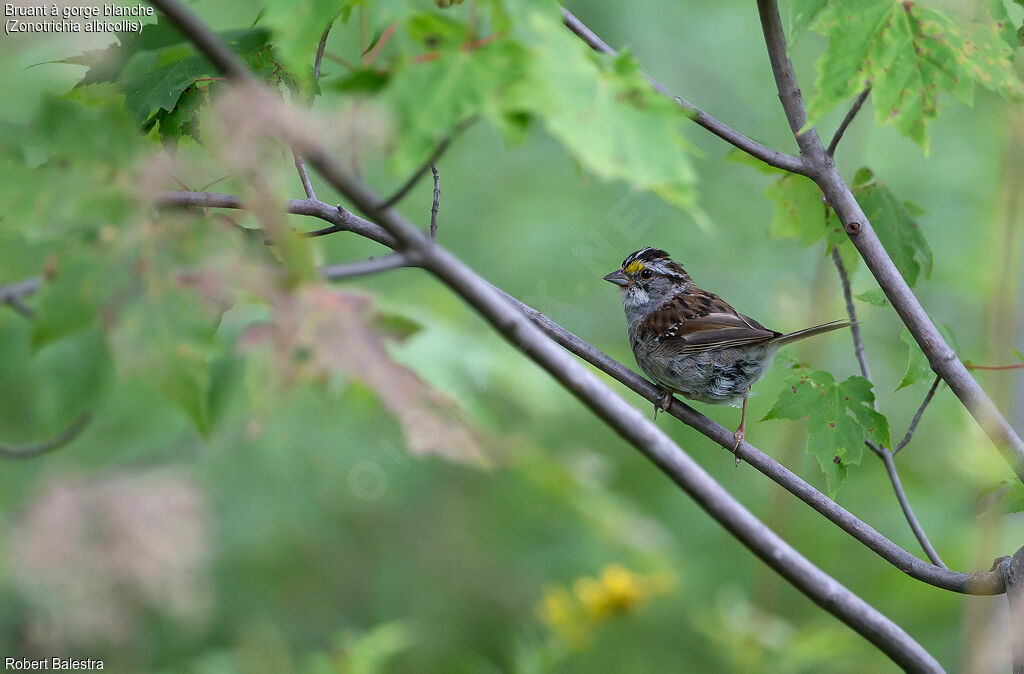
[[624, 261, 644, 274]]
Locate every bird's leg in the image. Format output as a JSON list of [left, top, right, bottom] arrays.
[[652, 389, 674, 420], [732, 389, 750, 467]]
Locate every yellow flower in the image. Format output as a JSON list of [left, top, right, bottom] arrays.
[[536, 564, 676, 650], [536, 585, 590, 649]]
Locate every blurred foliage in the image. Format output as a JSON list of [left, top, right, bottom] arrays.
[[0, 0, 1021, 671]]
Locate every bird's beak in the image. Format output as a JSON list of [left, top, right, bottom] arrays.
[[603, 269, 629, 287]]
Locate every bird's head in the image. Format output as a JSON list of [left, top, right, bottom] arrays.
[[604, 247, 691, 309]]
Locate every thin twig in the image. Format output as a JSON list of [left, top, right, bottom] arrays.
[[560, 7, 807, 176], [867, 440, 948, 568], [0, 277, 42, 305], [323, 51, 359, 71], [321, 253, 418, 280], [831, 246, 871, 382], [827, 87, 871, 157], [314, 20, 334, 81], [0, 414, 91, 460], [362, 23, 396, 65], [378, 118, 473, 210], [894, 376, 942, 455], [1, 277, 39, 319], [294, 151, 317, 199], [292, 20, 335, 202], [755, 0, 1024, 483], [966, 363, 1024, 371], [154, 192, 397, 248], [5, 296, 34, 318], [429, 162, 439, 240]]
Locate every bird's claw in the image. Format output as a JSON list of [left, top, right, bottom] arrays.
[[652, 390, 674, 420], [732, 428, 744, 467]]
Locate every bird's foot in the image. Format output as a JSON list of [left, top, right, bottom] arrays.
[[652, 390, 674, 420], [732, 427, 744, 468]]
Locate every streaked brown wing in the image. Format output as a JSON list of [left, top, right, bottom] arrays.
[[636, 305, 781, 354]]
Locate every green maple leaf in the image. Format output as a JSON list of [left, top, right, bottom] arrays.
[[505, 9, 698, 209], [763, 173, 858, 269], [764, 370, 890, 497], [765, 174, 824, 245], [383, 13, 527, 174], [852, 168, 932, 287], [897, 328, 931, 390], [854, 288, 887, 306], [786, 0, 829, 44], [807, 0, 1024, 151]]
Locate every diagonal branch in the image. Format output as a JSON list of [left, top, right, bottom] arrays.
[[152, 186, 1005, 595], [429, 162, 440, 240], [831, 246, 871, 381], [322, 253, 419, 280], [314, 19, 333, 81], [827, 87, 871, 157], [293, 150, 317, 199], [560, 7, 807, 176], [154, 191, 398, 248], [1, 277, 41, 318], [866, 440, 948, 568], [292, 18, 336, 202], [0, 414, 91, 460], [377, 118, 472, 210], [754, 0, 1024, 484], [894, 376, 942, 455], [143, 3, 946, 666]]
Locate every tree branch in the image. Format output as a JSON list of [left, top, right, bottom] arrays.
[[867, 440, 948, 568], [377, 119, 471, 210], [150, 186, 1006, 595], [0, 414, 90, 460], [754, 0, 1024, 484], [966, 363, 1024, 371], [894, 376, 942, 455], [560, 7, 807, 176], [154, 191, 397, 248], [827, 87, 871, 157], [1000, 547, 1024, 674], [293, 150, 317, 199], [314, 20, 333, 81], [429, 162, 440, 240], [292, 19, 335, 202], [143, 3, 949, 665], [831, 246, 871, 381], [322, 253, 419, 280], [1, 277, 41, 318]]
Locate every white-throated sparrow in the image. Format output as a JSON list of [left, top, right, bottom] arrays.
[[605, 247, 851, 463]]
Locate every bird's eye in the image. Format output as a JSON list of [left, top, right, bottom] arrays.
[[640, 268, 653, 279]]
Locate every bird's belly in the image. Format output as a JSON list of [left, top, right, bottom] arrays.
[[636, 345, 777, 406]]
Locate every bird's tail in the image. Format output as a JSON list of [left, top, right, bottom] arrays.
[[773, 319, 853, 348]]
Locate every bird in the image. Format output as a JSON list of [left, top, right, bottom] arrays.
[[604, 247, 851, 464]]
